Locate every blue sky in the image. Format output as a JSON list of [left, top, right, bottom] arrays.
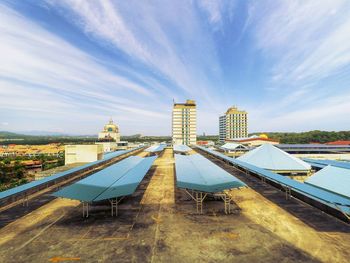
[[0, 0, 350, 135]]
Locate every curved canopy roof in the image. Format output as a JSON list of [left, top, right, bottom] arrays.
[[238, 144, 311, 172], [175, 154, 246, 193]]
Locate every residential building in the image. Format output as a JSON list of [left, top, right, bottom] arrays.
[[172, 100, 197, 145], [219, 106, 248, 142], [0, 144, 64, 157]]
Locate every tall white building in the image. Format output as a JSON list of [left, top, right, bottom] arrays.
[[219, 106, 248, 142], [172, 100, 197, 145]]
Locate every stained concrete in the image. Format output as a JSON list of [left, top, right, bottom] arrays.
[[0, 148, 349, 263]]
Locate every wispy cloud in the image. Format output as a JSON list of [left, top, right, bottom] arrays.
[[241, 0, 350, 131], [1, 1, 349, 134], [45, 1, 224, 103], [0, 4, 172, 134], [250, 0, 350, 85]]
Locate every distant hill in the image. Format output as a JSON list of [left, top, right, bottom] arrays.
[[0, 131, 21, 138], [19, 131, 70, 136]]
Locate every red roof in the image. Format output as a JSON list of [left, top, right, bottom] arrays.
[[227, 137, 279, 143], [325, 140, 350, 145], [197, 141, 209, 145]]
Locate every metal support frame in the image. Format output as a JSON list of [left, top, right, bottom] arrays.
[[184, 189, 207, 214], [109, 197, 124, 217], [214, 192, 234, 214], [22, 194, 28, 207], [223, 194, 232, 214], [284, 186, 292, 200], [82, 202, 89, 218]]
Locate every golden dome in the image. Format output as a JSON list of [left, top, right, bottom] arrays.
[[259, 134, 268, 139], [104, 118, 119, 133]]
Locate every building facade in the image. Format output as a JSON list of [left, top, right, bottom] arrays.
[[65, 144, 104, 165], [172, 100, 197, 145], [219, 106, 248, 142]]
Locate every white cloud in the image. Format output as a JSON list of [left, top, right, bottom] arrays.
[[45, 0, 224, 104], [0, 4, 171, 134], [250, 0, 350, 85]]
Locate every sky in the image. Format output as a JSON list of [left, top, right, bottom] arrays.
[[0, 0, 350, 136]]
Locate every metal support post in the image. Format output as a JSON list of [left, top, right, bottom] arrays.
[[184, 189, 207, 214], [285, 187, 291, 200], [22, 194, 28, 207], [110, 198, 118, 217], [223, 194, 231, 214], [82, 202, 89, 218]]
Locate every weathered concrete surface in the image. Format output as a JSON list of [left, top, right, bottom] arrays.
[[0, 148, 349, 263]]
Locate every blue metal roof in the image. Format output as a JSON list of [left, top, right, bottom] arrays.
[[197, 146, 350, 214], [305, 166, 350, 199], [220, 143, 247, 151], [303, 158, 350, 170], [173, 144, 191, 153], [53, 155, 157, 202], [94, 156, 156, 201], [238, 144, 311, 171], [0, 147, 143, 200], [145, 144, 166, 153], [175, 154, 246, 193]]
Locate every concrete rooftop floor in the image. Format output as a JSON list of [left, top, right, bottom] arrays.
[[0, 148, 349, 263]]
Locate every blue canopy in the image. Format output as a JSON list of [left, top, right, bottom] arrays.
[[238, 144, 311, 172], [0, 147, 144, 200], [53, 155, 157, 202], [197, 146, 350, 215], [145, 144, 166, 153], [173, 144, 192, 153], [175, 154, 246, 193], [304, 158, 350, 170], [305, 165, 350, 199]]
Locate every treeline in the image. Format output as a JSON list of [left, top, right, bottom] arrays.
[[121, 135, 171, 143], [251, 130, 350, 144], [0, 161, 27, 191], [0, 131, 97, 145]]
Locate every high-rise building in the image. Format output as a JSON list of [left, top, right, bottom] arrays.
[[172, 100, 197, 145], [219, 106, 248, 142]]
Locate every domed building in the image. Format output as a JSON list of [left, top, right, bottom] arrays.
[[98, 118, 120, 142]]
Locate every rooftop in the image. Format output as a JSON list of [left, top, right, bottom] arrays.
[[0, 148, 349, 262], [237, 144, 311, 172]]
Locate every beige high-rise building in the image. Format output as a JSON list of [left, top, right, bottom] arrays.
[[219, 106, 248, 142], [172, 100, 197, 145]]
